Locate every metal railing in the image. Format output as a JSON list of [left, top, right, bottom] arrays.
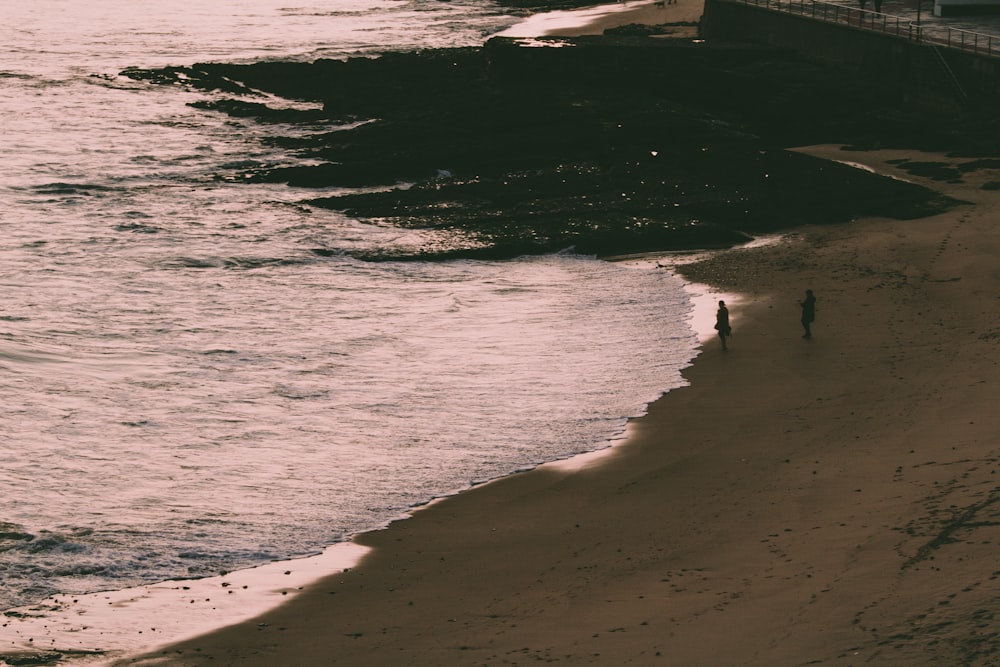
[[939, 26, 997, 54], [733, 0, 1000, 57]]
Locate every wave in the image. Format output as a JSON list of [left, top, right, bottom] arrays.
[[115, 221, 162, 234], [28, 182, 116, 196], [154, 255, 316, 270], [0, 523, 34, 543]]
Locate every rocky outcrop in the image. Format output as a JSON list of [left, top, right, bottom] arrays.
[[123, 36, 962, 260]]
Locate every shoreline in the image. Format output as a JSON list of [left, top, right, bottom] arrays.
[[0, 253, 722, 667], [1, 7, 727, 661], [108, 144, 1000, 666], [7, 0, 1000, 663]]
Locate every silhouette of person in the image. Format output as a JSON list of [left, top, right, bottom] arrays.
[[799, 289, 816, 339], [714, 300, 731, 351]]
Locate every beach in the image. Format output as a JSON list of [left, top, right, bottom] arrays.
[[42, 2, 1000, 665], [114, 152, 1000, 664], [498, 0, 703, 37]]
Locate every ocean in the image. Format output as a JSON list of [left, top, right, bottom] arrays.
[[0, 0, 704, 658]]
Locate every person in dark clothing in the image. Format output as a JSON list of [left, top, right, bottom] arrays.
[[800, 289, 816, 339], [714, 300, 732, 351]]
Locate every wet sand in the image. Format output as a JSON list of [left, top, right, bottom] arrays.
[[108, 142, 1000, 665]]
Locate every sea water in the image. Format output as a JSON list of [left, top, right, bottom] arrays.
[[0, 0, 701, 649]]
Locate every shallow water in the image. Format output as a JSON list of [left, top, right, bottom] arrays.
[[0, 0, 700, 621]]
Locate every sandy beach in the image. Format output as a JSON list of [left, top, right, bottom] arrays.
[[109, 151, 1000, 665], [88, 4, 1000, 666], [499, 0, 703, 38], [554, 1, 703, 36]]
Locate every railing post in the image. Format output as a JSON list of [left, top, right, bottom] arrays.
[[916, 0, 922, 42]]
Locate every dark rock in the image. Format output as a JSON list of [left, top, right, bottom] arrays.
[[121, 35, 979, 260]]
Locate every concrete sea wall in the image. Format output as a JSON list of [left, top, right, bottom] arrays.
[[701, 0, 1000, 108]]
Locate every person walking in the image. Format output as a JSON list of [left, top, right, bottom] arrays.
[[799, 289, 816, 339], [715, 300, 732, 351]]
